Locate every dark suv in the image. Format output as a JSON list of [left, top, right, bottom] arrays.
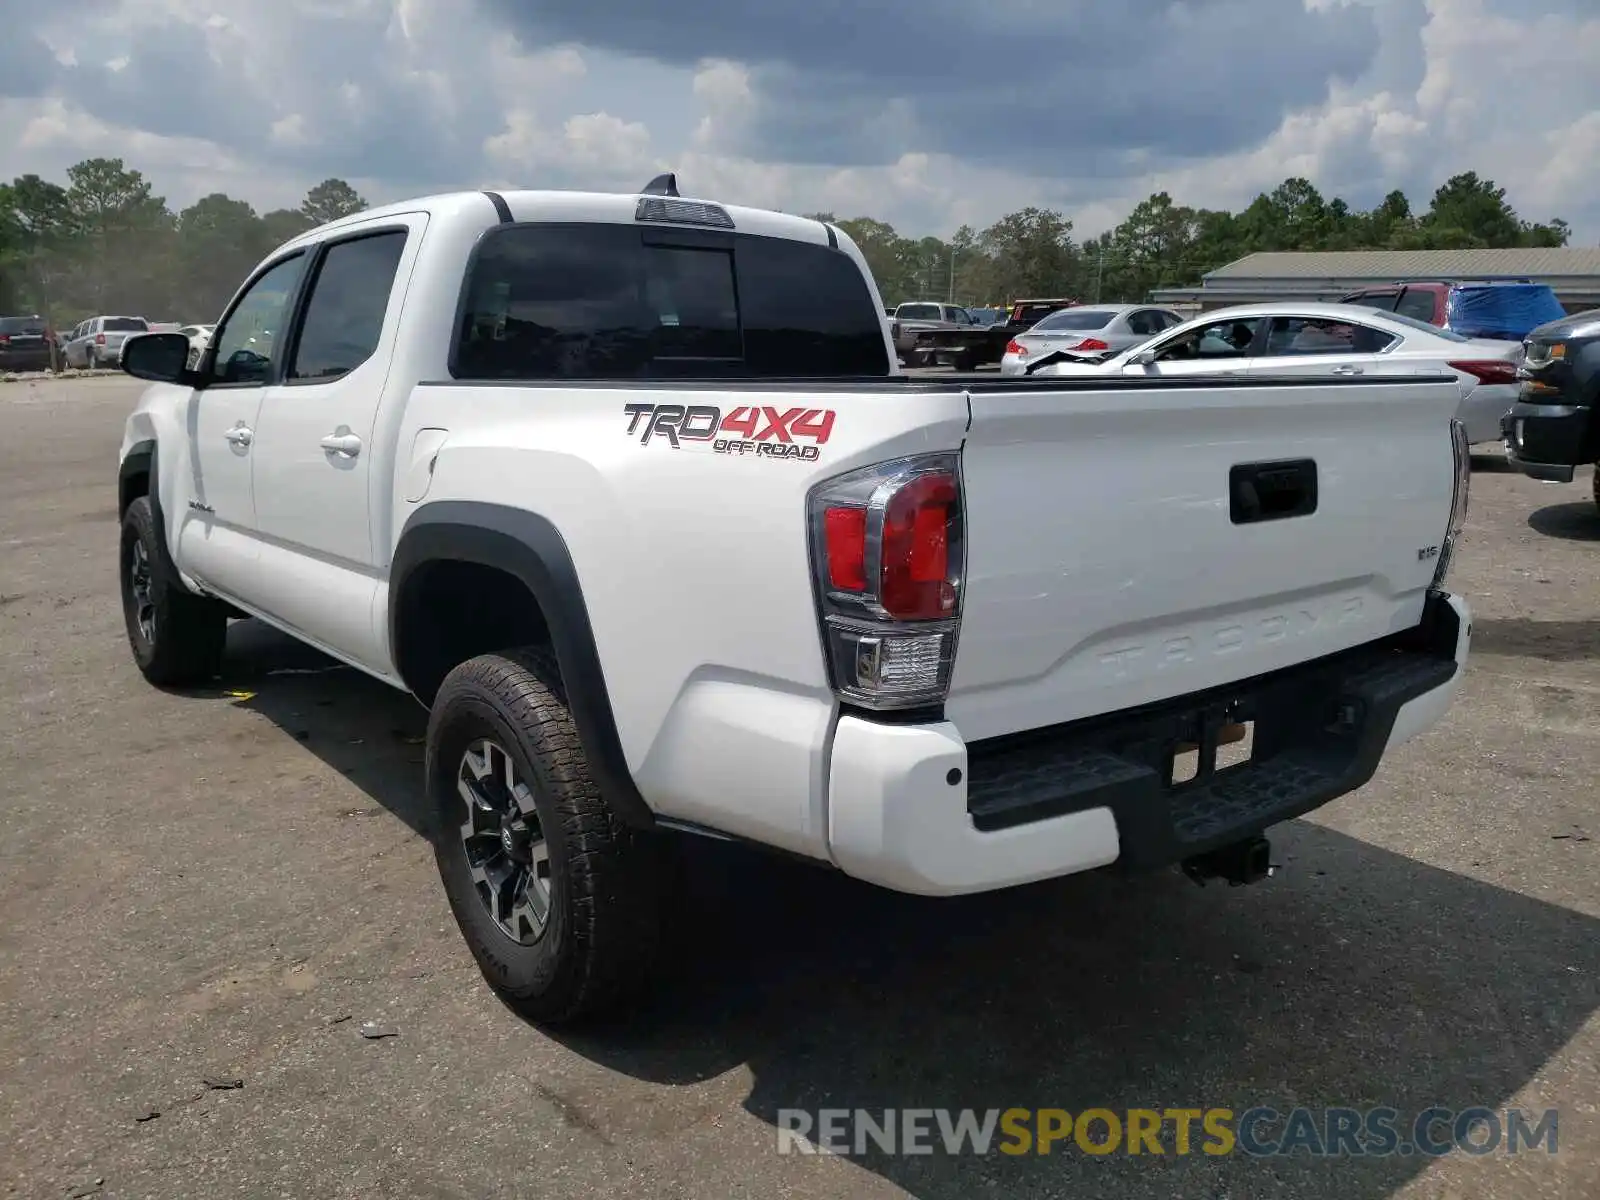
[[1339, 280, 1567, 342], [1501, 308, 1600, 512], [0, 316, 56, 371]]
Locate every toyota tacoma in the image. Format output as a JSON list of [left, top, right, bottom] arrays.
[[115, 176, 1473, 1024]]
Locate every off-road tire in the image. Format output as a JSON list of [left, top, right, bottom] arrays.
[[427, 646, 673, 1025], [119, 495, 228, 686]]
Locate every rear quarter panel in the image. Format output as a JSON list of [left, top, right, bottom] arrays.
[[400, 383, 969, 854]]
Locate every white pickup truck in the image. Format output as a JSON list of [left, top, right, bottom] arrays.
[[116, 177, 1473, 1024]]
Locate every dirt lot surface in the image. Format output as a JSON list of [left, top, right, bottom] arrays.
[[2, 374, 1598, 1200]]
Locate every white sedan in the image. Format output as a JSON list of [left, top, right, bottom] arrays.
[[1024, 301, 1522, 445]]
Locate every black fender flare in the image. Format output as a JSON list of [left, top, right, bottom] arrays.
[[119, 439, 179, 573], [390, 501, 655, 830]]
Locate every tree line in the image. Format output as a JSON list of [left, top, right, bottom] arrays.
[[0, 158, 368, 327], [808, 172, 1571, 309], [0, 157, 1573, 330]]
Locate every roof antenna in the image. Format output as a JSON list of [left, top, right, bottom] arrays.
[[641, 172, 679, 197]]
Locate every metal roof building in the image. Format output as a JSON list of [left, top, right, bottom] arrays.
[[1151, 248, 1600, 313]]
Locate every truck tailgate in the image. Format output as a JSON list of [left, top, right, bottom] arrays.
[[947, 375, 1461, 742]]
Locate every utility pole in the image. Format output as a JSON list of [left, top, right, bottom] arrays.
[[947, 247, 957, 304], [1094, 244, 1105, 304]]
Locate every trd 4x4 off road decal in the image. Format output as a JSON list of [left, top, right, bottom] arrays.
[[622, 403, 836, 461]]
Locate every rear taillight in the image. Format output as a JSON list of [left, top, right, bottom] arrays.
[[1433, 418, 1470, 591], [808, 452, 964, 710], [1073, 338, 1110, 351], [0, 334, 9, 345], [1005, 339, 1026, 357], [95, 332, 106, 344], [1448, 359, 1517, 386]]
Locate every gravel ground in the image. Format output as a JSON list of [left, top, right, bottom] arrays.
[[1, 374, 1597, 1200]]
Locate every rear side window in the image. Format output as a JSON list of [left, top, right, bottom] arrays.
[[1263, 316, 1397, 355], [290, 230, 408, 381], [453, 223, 890, 380]]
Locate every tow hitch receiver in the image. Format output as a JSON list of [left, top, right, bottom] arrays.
[[1182, 836, 1275, 887]]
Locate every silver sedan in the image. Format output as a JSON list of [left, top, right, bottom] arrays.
[[998, 304, 1184, 376]]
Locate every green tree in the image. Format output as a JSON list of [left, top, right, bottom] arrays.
[[979, 207, 1080, 301], [261, 208, 315, 247], [300, 178, 367, 226], [1420, 172, 1522, 248], [2, 175, 78, 338], [64, 157, 174, 314], [834, 217, 916, 304], [176, 194, 274, 321]]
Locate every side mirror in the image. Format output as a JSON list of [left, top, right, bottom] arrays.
[[1126, 349, 1157, 366], [121, 332, 197, 385]]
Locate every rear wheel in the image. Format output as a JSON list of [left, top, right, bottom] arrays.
[[427, 646, 673, 1024], [1591, 462, 1599, 514], [119, 496, 228, 685]]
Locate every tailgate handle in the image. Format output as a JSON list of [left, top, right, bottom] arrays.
[[1230, 459, 1317, 525]]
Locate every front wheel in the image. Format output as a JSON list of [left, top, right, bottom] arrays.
[[427, 647, 675, 1025], [119, 496, 228, 685]]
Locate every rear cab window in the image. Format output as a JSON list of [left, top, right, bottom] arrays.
[[1345, 291, 1400, 313], [895, 304, 940, 321], [1031, 310, 1117, 332], [453, 223, 891, 379], [1394, 289, 1438, 323]]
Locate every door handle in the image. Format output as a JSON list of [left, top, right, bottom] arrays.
[[1330, 364, 1363, 375], [320, 432, 362, 457], [224, 425, 253, 447]]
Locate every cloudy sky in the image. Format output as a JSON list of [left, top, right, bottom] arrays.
[[2, 0, 1597, 242]]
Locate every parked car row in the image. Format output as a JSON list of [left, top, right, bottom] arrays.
[[1023, 301, 1522, 446], [0, 314, 215, 373]]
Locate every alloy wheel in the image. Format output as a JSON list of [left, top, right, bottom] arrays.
[[457, 738, 552, 944]]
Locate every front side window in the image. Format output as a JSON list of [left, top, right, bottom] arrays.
[[207, 253, 307, 386], [290, 231, 407, 381], [1263, 316, 1397, 355], [1151, 317, 1263, 361], [454, 223, 891, 379]]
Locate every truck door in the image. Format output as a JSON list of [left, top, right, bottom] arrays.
[[244, 215, 425, 671], [176, 250, 310, 602]]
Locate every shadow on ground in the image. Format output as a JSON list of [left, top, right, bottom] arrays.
[[1529, 500, 1600, 543], [1471, 616, 1600, 661], [192, 619, 1600, 1199], [215, 619, 432, 835], [1469, 452, 1514, 473]]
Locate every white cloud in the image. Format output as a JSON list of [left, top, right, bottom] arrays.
[[0, 0, 1594, 249]]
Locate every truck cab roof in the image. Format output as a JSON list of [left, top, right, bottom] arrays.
[[275, 188, 842, 257]]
